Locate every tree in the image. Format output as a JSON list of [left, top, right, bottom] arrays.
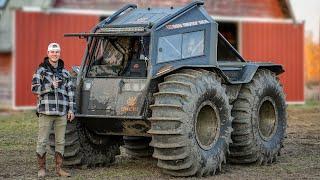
[[305, 35, 320, 85]]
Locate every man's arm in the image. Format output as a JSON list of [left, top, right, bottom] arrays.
[[31, 68, 53, 95]]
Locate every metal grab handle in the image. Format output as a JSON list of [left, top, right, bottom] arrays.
[[98, 4, 138, 27], [118, 80, 125, 94]]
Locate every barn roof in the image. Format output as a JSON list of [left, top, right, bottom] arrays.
[[54, 0, 295, 19]]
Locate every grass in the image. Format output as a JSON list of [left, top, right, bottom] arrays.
[[0, 111, 38, 151], [288, 99, 320, 110]]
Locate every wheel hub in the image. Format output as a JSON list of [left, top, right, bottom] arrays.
[[195, 101, 220, 150], [258, 97, 278, 141]]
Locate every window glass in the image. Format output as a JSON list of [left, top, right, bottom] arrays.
[[182, 31, 204, 58], [217, 35, 241, 61], [157, 30, 205, 63], [157, 34, 182, 63], [0, 0, 8, 9], [86, 37, 149, 77], [87, 38, 126, 77]]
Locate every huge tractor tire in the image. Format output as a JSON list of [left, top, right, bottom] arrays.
[[49, 119, 122, 166], [229, 69, 287, 164], [149, 69, 233, 177], [123, 136, 153, 157]]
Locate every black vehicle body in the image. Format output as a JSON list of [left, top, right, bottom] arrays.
[[68, 1, 284, 139]]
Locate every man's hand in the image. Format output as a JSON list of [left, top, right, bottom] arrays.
[[52, 80, 61, 89], [67, 112, 75, 122]]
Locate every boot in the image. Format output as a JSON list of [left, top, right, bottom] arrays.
[[55, 152, 71, 177], [37, 153, 46, 178]]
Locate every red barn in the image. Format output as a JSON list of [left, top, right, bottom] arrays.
[[0, 0, 304, 109]]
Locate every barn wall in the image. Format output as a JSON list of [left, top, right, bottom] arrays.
[[0, 53, 12, 109], [14, 10, 99, 108], [241, 22, 304, 102]]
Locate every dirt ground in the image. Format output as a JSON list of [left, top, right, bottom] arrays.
[[0, 102, 319, 179]]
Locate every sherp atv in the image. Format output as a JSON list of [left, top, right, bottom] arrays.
[[49, 1, 287, 177]]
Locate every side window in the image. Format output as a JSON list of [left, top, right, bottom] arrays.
[[182, 31, 204, 58], [217, 35, 241, 61], [157, 34, 182, 63], [157, 30, 205, 63]]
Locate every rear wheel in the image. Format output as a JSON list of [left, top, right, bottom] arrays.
[[149, 69, 233, 177], [49, 119, 122, 166], [123, 136, 153, 157], [229, 69, 287, 164]]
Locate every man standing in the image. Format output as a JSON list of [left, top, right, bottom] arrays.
[[31, 43, 75, 178]]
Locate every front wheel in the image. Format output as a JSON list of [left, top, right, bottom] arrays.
[[149, 69, 233, 177]]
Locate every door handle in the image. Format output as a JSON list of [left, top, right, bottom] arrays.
[[118, 80, 125, 94]]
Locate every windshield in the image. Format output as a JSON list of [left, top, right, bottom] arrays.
[[86, 36, 149, 78]]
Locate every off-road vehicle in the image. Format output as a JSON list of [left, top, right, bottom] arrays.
[[49, 1, 287, 177]]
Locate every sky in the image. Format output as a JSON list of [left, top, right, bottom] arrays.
[[290, 0, 320, 43]]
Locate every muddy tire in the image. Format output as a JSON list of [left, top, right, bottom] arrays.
[[149, 69, 233, 177], [123, 136, 153, 157], [49, 119, 122, 166], [229, 69, 287, 164]]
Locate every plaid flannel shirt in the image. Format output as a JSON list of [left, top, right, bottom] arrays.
[[31, 61, 75, 116]]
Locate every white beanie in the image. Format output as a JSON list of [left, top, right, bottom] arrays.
[[47, 43, 61, 51]]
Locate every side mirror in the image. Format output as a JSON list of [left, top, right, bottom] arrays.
[[71, 66, 80, 77]]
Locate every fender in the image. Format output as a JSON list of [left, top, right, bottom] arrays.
[[153, 63, 284, 85]]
